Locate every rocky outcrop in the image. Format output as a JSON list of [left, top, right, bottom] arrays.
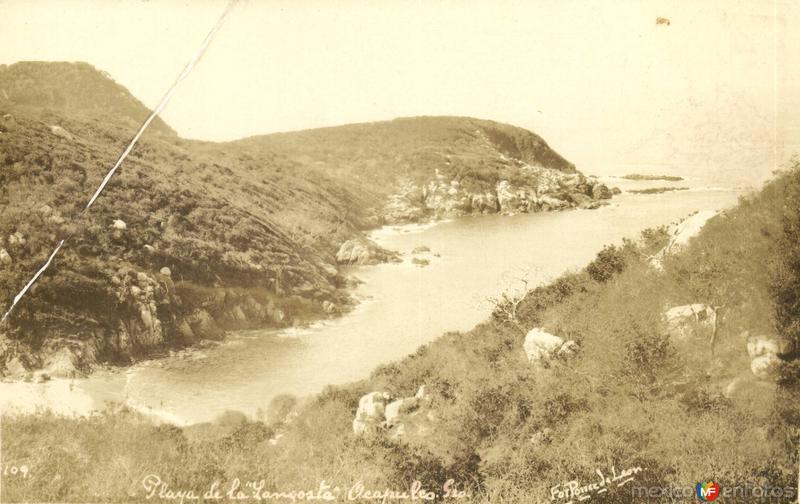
[[663, 304, 717, 340], [336, 238, 399, 266], [381, 165, 614, 224], [523, 328, 578, 367], [353, 386, 436, 440]]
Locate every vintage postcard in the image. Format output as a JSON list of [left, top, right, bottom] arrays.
[[1, 1, 799, 502]]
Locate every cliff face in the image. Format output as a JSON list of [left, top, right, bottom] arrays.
[[0, 62, 612, 378]]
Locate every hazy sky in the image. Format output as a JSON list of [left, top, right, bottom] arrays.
[[1, 0, 798, 186]]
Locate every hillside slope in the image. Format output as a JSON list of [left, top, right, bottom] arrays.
[[0, 61, 613, 378], [3, 166, 797, 503]]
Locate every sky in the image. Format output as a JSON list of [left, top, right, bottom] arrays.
[[1, 0, 798, 187]]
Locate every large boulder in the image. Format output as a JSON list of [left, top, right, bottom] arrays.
[[112, 219, 127, 230], [385, 386, 435, 440], [536, 195, 569, 211], [523, 328, 578, 367], [663, 304, 716, 340], [590, 183, 613, 200], [385, 396, 420, 427], [751, 353, 782, 380], [335, 239, 398, 265], [352, 391, 391, 435], [746, 334, 793, 358]]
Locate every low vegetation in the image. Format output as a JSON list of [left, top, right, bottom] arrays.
[[4, 164, 798, 503]]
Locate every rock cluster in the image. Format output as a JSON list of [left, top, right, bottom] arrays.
[[382, 165, 617, 224], [353, 386, 435, 439]]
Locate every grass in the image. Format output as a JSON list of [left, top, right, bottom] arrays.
[[3, 165, 799, 503]]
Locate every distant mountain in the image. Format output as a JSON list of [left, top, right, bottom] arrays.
[[0, 62, 615, 377]]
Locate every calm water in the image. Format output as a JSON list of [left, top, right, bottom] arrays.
[[2, 186, 742, 424]]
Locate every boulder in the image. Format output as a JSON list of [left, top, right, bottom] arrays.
[[50, 125, 73, 140], [336, 239, 397, 265], [751, 353, 782, 380], [523, 328, 577, 366], [0, 248, 11, 266], [611, 187, 622, 195], [353, 391, 390, 435], [411, 246, 431, 254], [537, 195, 569, 211], [385, 386, 435, 440], [746, 334, 793, 358], [663, 304, 716, 340], [590, 183, 613, 200], [385, 397, 420, 427], [112, 219, 127, 230], [159, 267, 172, 277], [569, 192, 592, 206], [322, 300, 336, 314]]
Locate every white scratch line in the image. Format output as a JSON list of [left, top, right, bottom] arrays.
[[1, 240, 65, 323], [1, 0, 239, 323], [84, 0, 239, 211]]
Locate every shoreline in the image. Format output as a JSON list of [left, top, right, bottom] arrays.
[[0, 187, 741, 425]]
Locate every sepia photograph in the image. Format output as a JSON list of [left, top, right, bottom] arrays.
[[1, 0, 799, 502]]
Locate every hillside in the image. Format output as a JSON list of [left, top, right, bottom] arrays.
[[0, 61, 614, 378], [3, 165, 798, 503]]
